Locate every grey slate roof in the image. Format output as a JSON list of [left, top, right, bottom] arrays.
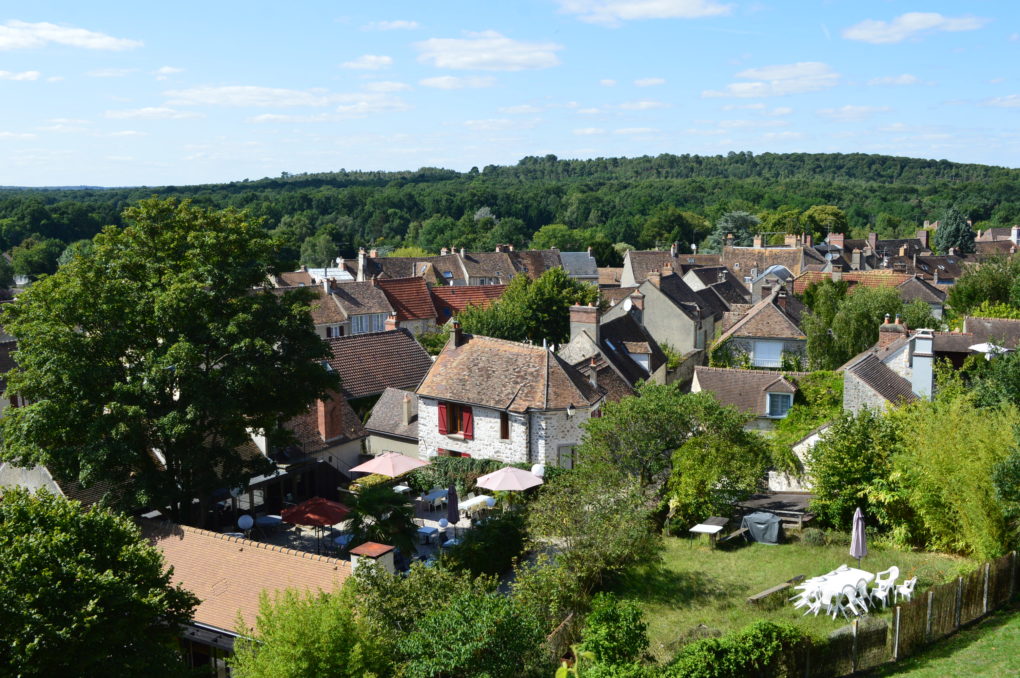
[[559, 251, 598, 277], [330, 281, 394, 317], [846, 354, 918, 405], [365, 387, 419, 441], [599, 313, 667, 386]]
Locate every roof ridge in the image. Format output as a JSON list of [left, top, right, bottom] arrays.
[[696, 365, 808, 376], [167, 523, 352, 569]]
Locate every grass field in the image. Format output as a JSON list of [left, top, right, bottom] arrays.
[[612, 536, 975, 662], [870, 603, 1020, 677]]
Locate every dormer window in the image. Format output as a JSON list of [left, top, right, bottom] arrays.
[[767, 393, 793, 418]]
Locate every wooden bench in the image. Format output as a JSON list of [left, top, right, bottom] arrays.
[[747, 575, 807, 610], [720, 527, 749, 543]]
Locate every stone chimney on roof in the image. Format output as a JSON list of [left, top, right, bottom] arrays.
[[459, 247, 466, 257], [661, 261, 673, 278], [868, 232, 878, 252], [646, 270, 661, 288], [357, 248, 366, 282], [717, 269, 727, 284], [569, 304, 600, 345], [384, 313, 397, 330], [803, 233, 813, 247], [369, 248, 378, 259], [725, 233, 734, 247], [752, 234, 763, 248], [402, 393, 413, 426], [828, 233, 845, 249], [784, 234, 800, 247], [899, 244, 908, 257], [316, 394, 342, 442], [440, 247, 449, 256], [851, 248, 862, 271], [830, 265, 843, 282], [775, 286, 789, 312]]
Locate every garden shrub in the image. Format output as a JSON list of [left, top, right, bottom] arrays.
[[665, 621, 807, 678], [581, 593, 649, 665], [800, 527, 826, 547], [511, 554, 586, 633], [444, 510, 526, 577], [349, 472, 393, 492], [580, 662, 653, 678], [408, 456, 535, 496]]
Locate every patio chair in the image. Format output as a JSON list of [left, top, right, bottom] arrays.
[[870, 566, 899, 608], [832, 585, 863, 620], [790, 584, 820, 611], [896, 577, 918, 603], [466, 492, 476, 500], [801, 589, 824, 616], [431, 496, 446, 512], [855, 579, 873, 611]]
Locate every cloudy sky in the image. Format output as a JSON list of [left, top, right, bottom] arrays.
[[2, 1, 1019, 186]]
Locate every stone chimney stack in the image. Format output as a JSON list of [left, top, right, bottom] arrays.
[[357, 248, 366, 282], [569, 304, 600, 345], [784, 234, 799, 247], [915, 229, 929, 250], [459, 247, 466, 257], [828, 233, 845, 249], [803, 233, 813, 247], [646, 270, 662, 288], [753, 234, 763, 248], [369, 248, 378, 259], [453, 320, 464, 347], [868, 232, 878, 252], [440, 247, 449, 256], [830, 265, 843, 282], [661, 262, 673, 278], [384, 313, 397, 330], [775, 287, 789, 312], [402, 393, 413, 426], [851, 248, 862, 271], [725, 233, 734, 247]]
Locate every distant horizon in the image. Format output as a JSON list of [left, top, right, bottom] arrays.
[[3, 2, 1019, 186]]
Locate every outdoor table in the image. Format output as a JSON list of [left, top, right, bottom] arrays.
[[815, 567, 875, 600], [417, 526, 438, 544], [458, 494, 493, 514], [441, 538, 461, 549], [255, 514, 282, 528], [422, 489, 448, 503], [689, 522, 725, 548], [393, 484, 412, 494]]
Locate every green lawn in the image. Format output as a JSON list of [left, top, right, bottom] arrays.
[[613, 536, 974, 662], [870, 603, 1020, 677]]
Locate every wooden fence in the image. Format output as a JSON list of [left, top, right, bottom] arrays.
[[797, 551, 1017, 677]]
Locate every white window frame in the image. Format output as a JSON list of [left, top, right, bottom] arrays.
[[767, 392, 793, 418], [752, 340, 783, 368]]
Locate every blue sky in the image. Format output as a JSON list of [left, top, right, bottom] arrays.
[[2, 1, 1019, 186]]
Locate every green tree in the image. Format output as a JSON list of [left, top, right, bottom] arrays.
[[800, 205, 848, 241], [580, 593, 649, 665], [388, 245, 432, 257], [57, 238, 94, 267], [458, 267, 598, 345], [299, 232, 339, 267], [703, 211, 759, 253], [0, 255, 13, 289], [933, 207, 976, 254], [230, 588, 393, 678], [947, 256, 1020, 316], [0, 198, 338, 525], [346, 483, 419, 557], [510, 554, 585, 633], [398, 591, 544, 678], [803, 284, 903, 369], [0, 489, 197, 678], [10, 235, 63, 280], [531, 223, 586, 250]]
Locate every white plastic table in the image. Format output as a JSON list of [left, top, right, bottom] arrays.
[[689, 523, 725, 548], [393, 484, 412, 494], [816, 567, 875, 600], [422, 489, 448, 503], [459, 495, 493, 513]]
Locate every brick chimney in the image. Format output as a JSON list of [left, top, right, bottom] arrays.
[[775, 287, 789, 312], [384, 313, 397, 330], [402, 392, 413, 426], [753, 234, 763, 248], [569, 304, 600, 344], [316, 394, 342, 442], [867, 232, 878, 252], [828, 233, 845, 249], [784, 234, 800, 247], [453, 320, 464, 347], [357, 248, 366, 282], [878, 314, 907, 348], [646, 270, 662, 288], [851, 248, 862, 271], [803, 233, 813, 247], [661, 261, 674, 278], [916, 229, 929, 250]]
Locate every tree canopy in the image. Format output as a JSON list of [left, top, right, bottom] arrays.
[[933, 207, 976, 254], [0, 489, 197, 677], [0, 198, 338, 524]]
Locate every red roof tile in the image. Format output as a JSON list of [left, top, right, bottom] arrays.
[[376, 277, 438, 321], [430, 285, 506, 320], [349, 541, 395, 558], [327, 329, 433, 399], [792, 270, 911, 295]]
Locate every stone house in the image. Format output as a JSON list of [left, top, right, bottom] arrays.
[[364, 387, 420, 459], [690, 365, 809, 432], [415, 324, 604, 468], [329, 280, 394, 336], [749, 265, 794, 303], [620, 246, 721, 287], [840, 320, 934, 412], [713, 288, 806, 369], [721, 235, 826, 283]]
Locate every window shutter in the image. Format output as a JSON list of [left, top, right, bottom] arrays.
[[462, 406, 474, 440], [438, 402, 449, 435], [500, 411, 509, 439]]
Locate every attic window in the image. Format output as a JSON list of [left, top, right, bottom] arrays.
[[937, 265, 946, 270], [443, 271, 453, 278], [767, 393, 793, 418]]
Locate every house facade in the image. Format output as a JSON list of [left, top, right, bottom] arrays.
[[690, 365, 809, 432], [713, 288, 806, 369], [415, 325, 604, 468]]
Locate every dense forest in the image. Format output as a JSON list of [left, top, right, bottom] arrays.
[[2, 152, 1019, 278]]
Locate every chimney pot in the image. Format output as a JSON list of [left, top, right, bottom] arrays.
[[459, 247, 465, 257], [441, 247, 449, 256], [884, 313, 891, 324], [753, 234, 763, 248]]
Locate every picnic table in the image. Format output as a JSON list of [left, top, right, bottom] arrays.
[[458, 494, 493, 514], [689, 521, 725, 548]]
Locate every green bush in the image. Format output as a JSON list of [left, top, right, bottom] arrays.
[[408, 456, 514, 496], [511, 554, 586, 633], [665, 621, 807, 678], [349, 472, 394, 492], [581, 593, 649, 665], [581, 662, 653, 678], [800, 528, 826, 547], [444, 510, 526, 577]]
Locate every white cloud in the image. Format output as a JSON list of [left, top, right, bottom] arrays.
[[334, 93, 409, 115], [154, 65, 183, 80], [0, 20, 142, 50], [703, 61, 838, 98], [614, 127, 658, 134], [867, 73, 920, 86], [0, 69, 39, 81], [463, 118, 535, 131], [843, 13, 988, 44], [0, 131, 36, 139], [46, 75, 63, 82], [415, 31, 562, 71], [718, 119, 788, 128], [770, 106, 793, 115], [418, 75, 495, 89], [86, 67, 137, 78], [618, 99, 669, 110], [557, 0, 733, 26], [573, 127, 606, 135], [364, 80, 411, 92], [600, 78, 617, 86], [577, 107, 602, 114], [817, 105, 891, 121], [248, 113, 336, 123], [105, 107, 203, 119], [108, 130, 146, 137], [340, 54, 393, 70], [165, 86, 340, 107], [985, 95, 1020, 108], [635, 77, 665, 87], [500, 104, 543, 114], [722, 102, 765, 110], [363, 20, 420, 31]]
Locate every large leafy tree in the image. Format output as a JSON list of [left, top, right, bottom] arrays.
[[800, 205, 848, 241], [0, 198, 338, 524], [947, 256, 1020, 315], [703, 210, 759, 252], [933, 206, 976, 254], [802, 283, 912, 369], [0, 489, 197, 677], [458, 266, 599, 345]]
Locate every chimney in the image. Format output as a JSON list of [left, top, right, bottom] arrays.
[[948, 247, 958, 256], [915, 229, 929, 250], [588, 356, 598, 389], [830, 265, 843, 282], [878, 314, 907, 347], [440, 247, 449, 256], [646, 270, 662, 288], [828, 233, 845, 249], [495, 244, 506, 253], [322, 278, 331, 294], [661, 262, 673, 278], [895, 313, 902, 326], [369, 248, 378, 259], [851, 248, 862, 271], [899, 244, 908, 257], [337, 255, 345, 270], [884, 313, 892, 325], [910, 329, 935, 399], [569, 304, 600, 344], [357, 248, 366, 282], [933, 268, 939, 285], [316, 394, 342, 442], [725, 233, 734, 247], [459, 247, 466, 257], [868, 232, 878, 252], [402, 393, 413, 426], [453, 320, 464, 347], [775, 287, 789, 312], [784, 234, 799, 247], [752, 234, 763, 248], [628, 290, 644, 324], [803, 233, 813, 247], [384, 313, 397, 330], [923, 220, 931, 229], [670, 241, 678, 258]]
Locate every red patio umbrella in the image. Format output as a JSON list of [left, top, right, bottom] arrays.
[[282, 497, 351, 554]]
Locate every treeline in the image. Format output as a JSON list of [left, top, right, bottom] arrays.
[[2, 152, 1020, 277]]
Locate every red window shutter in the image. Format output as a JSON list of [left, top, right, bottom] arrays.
[[438, 402, 449, 434], [438, 448, 449, 457], [462, 406, 474, 440], [500, 411, 509, 439]]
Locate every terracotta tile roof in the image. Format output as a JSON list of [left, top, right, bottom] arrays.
[[375, 277, 437, 321], [598, 267, 623, 286], [845, 354, 918, 405], [896, 276, 946, 304], [364, 387, 418, 441], [693, 366, 808, 416], [329, 281, 393, 316], [792, 270, 911, 295], [721, 245, 815, 278], [430, 285, 506, 321], [349, 541, 395, 558], [143, 521, 351, 633], [326, 329, 433, 399], [963, 316, 1020, 349], [275, 270, 314, 287], [417, 333, 602, 413], [715, 292, 805, 344]]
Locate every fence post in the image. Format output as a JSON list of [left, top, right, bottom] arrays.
[[892, 606, 901, 661], [851, 618, 859, 674], [1010, 551, 1017, 602], [955, 577, 963, 629], [925, 590, 934, 643], [983, 562, 990, 615]]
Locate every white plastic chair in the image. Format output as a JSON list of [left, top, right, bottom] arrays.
[[896, 577, 918, 602], [871, 567, 899, 608], [802, 589, 824, 616], [832, 585, 863, 619], [855, 579, 873, 611]]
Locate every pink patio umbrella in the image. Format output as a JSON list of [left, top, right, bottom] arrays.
[[475, 466, 544, 492], [349, 452, 430, 478]]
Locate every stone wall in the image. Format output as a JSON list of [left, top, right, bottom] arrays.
[[417, 397, 530, 464], [842, 371, 890, 413], [530, 408, 592, 467]]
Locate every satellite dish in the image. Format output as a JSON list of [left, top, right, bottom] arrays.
[[237, 514, 254, 531], [623, 297, 633, 312]]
